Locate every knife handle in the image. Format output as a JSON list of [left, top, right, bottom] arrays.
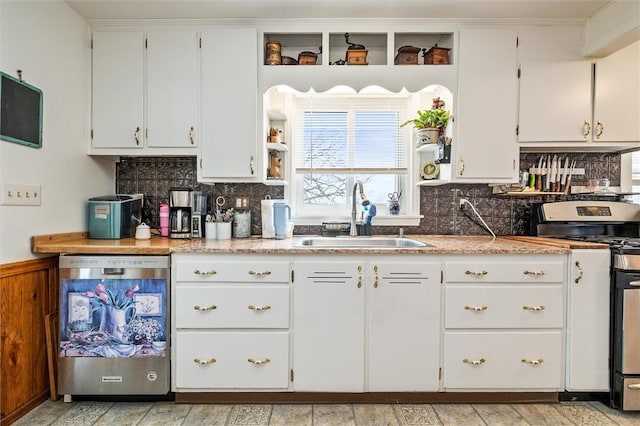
[[535, 175, 541, 190]]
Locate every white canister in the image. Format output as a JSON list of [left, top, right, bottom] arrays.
[[233, 211, 251, 238], [216, 222, 232, 240], [205, 222, 216, 240]]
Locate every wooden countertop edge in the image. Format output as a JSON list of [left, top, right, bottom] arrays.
[[503, 236, 610, 250], [31, 232, 187, 255]]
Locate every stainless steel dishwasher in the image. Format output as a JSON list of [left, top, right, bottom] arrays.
[[58, 255, 170, 400]]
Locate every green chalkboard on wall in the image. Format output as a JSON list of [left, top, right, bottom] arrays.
[[0, 71, 43, 148]]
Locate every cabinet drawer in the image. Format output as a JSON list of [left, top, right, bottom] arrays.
[[443, 331, 562, 390], [176, 261, 289, 283], [446, 261, 564, 283], [175, 286, 289, 329], [175, 331, 289, 389], [445, 285, 563, 328]]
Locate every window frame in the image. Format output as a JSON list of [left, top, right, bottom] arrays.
[[285, 90, 421, 226]]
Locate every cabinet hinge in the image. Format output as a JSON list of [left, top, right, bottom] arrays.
[[199, 158, 202, 169], [440, 270, 443, 284], [517, 67, 521, 79], [90, 38, 93, 49], [199, 38, 202, 48], [516, 36, 519, 48], [90, 129, 93, 140], [145, 128, 148, 139], [516, 125, 520, 136], [290, 369, 294, 382], [145, 38, 148, 49], [291, 270, 294, 283], [439, 367, 442, 380]]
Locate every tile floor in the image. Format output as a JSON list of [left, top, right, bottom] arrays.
[[12, 400, 640, 425]]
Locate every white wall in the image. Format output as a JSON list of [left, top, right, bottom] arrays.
[[0, 0, 115, 263]]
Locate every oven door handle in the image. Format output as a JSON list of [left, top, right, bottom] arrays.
[[630, 280, 640, 287]]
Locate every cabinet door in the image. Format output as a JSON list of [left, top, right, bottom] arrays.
[[566, 249, 610, 391], [455, 28, 518, 182], [593, 41, 640, 142], [367, 262, 441, 391], [91, 31, 144, 149], [146, 30, 199, 148], [200, 28, 258, 179], [518, 61, 593, 142], [293, 262, 365, 391]]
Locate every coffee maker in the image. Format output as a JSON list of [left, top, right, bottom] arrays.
[[191, 191, 207, 238], [169, 188, 192, 239]]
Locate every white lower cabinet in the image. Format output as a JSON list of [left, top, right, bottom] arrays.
[[172, 254, 291, 391], [176, 331, 289, 389], [444, 331, 563, 389], [443, 254, 566, 391], [565, 249, 610, 391], [292, 257, 441, 392]]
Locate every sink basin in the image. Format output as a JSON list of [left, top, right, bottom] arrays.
[[294, 236, 431, 248]]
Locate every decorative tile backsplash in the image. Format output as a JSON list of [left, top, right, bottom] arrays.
[[116, 152, 620, 237]]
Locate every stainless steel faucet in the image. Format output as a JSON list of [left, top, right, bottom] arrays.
[[350, 180, 370, 237]]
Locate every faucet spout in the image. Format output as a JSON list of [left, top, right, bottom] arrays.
[[350, 180, 369, 237]]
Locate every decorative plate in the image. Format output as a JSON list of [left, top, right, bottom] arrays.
[[420, 161, 440, 180]]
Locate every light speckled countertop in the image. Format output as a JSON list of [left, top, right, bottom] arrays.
[[171, 235, 571, 255]]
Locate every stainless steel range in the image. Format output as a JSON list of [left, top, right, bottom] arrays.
[[532, 200, 640, 410]]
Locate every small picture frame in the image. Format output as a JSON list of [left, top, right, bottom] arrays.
[[68, 293, 91, 323], [134, 293, 163, 316]]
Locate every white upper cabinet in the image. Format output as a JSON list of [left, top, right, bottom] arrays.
[[593, 40, 640, 143], [90, 29, 199, 154], [455, 28, 519, 182], [518, 27, 640, 149], [146, 30, 199, 148], [91, 31, 144, 150], [199, 28, 258, 181]]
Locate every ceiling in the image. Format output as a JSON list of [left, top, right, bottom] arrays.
[[65, 0, 613, 21]]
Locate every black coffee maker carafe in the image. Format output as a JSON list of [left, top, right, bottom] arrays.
[[169, 188, 192, 239]]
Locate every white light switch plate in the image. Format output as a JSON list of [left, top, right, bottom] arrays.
[[0, 183, 42, 206]]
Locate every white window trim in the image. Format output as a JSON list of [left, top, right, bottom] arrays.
[[284, 89, 422, 226]]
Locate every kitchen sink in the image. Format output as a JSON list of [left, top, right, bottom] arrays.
[[294, 236, 430, 248]]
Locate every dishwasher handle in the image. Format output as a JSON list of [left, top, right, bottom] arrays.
[[102, 268, 125, 275]]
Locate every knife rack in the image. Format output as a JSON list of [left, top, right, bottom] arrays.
[[528, 167, 585, 176]]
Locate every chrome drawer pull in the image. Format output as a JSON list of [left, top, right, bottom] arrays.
[[523, 270, 546, 276], [463, 358, 486, 365], [194, 305, 217, 311], [630, 280, 640, 287], [248, 358, 271, 365], [194, 357, 216, 365], [464, 305, 488, 311], [521, 358, 544, 365], [523, 305, 545, 311], [248, 304, 271, 311], [465, 270, 488, 276], [248, 270, 272, 277], [193, 269, 217, 276], [627, 384, 640, 389]]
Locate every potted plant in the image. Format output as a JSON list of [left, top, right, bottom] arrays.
[[401, 97, 451, 145]]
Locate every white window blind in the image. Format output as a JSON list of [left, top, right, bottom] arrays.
[[293, 95, 409, 174]]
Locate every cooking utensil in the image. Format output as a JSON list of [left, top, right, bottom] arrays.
[[535, 155, 543, 190], [560, 157, 569, 192]]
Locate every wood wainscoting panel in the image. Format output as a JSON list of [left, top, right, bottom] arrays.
[[0, 256, 58, 425]]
